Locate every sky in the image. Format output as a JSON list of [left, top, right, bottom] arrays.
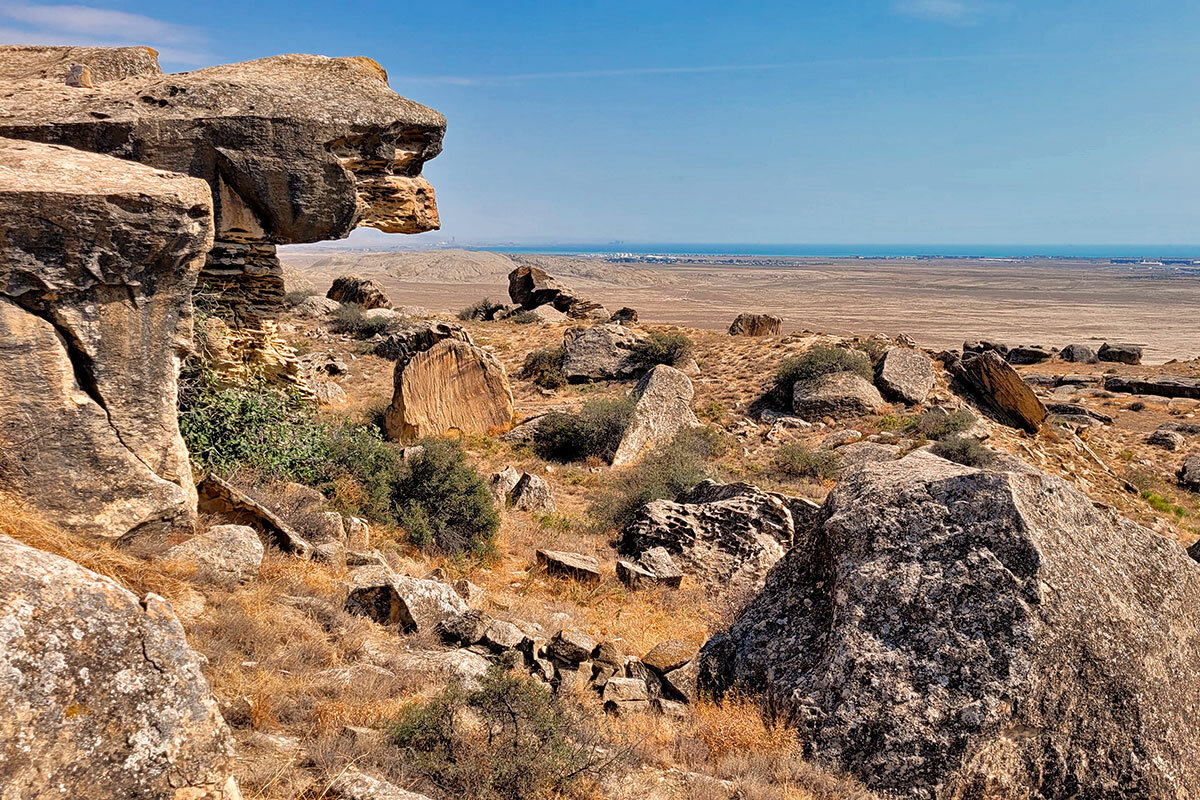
[[3, 0, 1200, 246]]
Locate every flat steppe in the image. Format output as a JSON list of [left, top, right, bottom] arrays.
[[281, 248, 1200, 363]]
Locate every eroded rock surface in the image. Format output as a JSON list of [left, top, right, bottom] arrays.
[[949, 350, 1046, 433], [327, 275, 392, 309], [792, 372, 886, 420], [562, 324, 649, 382], [728, 313, 782, 336], [705, 451, 1200, 799], [612, 364, 701, 466], [384, 339, 514, 441], [876, 347, 934, 405], [0, 534, 237, 799], [0, 47, 444, 318], [0, 137, 212, 540]]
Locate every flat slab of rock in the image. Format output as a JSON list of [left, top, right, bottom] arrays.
[[705, 450, 1200, 799], [384, 338, 514, 441], [1105, 374, 1200, 400], [728, 313, 782, 336], [562, 324, 649, 382], [345, 566, 467, 633], [0, 534, 237, 799], [536, 549, 601, 583], [167, 524, 264, 583], [617, 545, 684, 589], [876, 347, 935, 405], [792, 371, 886, 420], [612, 364, 701, 466], [0, 137, 212, 541]]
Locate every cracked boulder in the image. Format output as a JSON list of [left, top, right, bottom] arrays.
[[0, 137, 212, 541], [0, 47, 444, 319], [0, 534, 238, 799], [562, 324, 650, 382], [612, 364, 701, 466], [703, 450, 1200, 799]]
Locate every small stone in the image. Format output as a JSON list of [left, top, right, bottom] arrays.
[[548, 629, 597, 664], [481, 619, 526, 652], [1148, 430, 1185, 451], [643, 639, 697, 674]]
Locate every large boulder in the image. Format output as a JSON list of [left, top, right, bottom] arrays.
[[344, 566, 467, 633], [704, 450, 1200, 799], [375, 320, 472, 362], [875, 347, 935, 405], [729, 313, 783, 337], [0, 137, 212, 541], [507, 263, 601, 318], [1059, 343, 1098, 363], [0, 47, 443, 319], [1098, 342, 1143, 364], [612, 365, 701, 466], [327, 275, 392, 309], [619, 481, 796, 592], [792, 371, 886, 420], [0, 534, 238, 798], [561, 324, 649, 382], [384, 339, 514, 442], [166, 524, 264, 583], [950, 350, 1046, 433]]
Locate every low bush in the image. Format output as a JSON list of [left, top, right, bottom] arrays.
[[906, 408, 976, 440], [931, 435, 996, 467], [506, 309, 540, 324], [390, 664, 610, 800], [775, 442, 840, 481], [533, 396, 636, 463], [775, 345, 872, 393], [283, 288, 319, 307], [458, 297, 505, 321], [593, 425, 728, 530], [391, 438, 499, 555], [634, 330, 694, 368], [330, 303, 403, 338], [521, 346, 567, 389]]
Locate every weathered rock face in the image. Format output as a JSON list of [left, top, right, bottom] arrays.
[[344, 565, 467, 633], [1098, 342, 1143, 364], [511, 472, 556, 512], [384, 339, 514, 441], [792, 372, 886, 420], [876, 347, 935, 405], [612, 365, 700, 466], [507, 263, 602, 318], [950, 350, 1046, 433], [1105, 374, 1200, 400], [166, 523, 264, 583], [1059, 343, 1098, 363], [0, 137, 212, 541], [327, 275, 392, 309], [0, 534, 237, 799], [728, 313, 783, 337], [0, 47, 444, 319], [705, 451, 1200, 800], [562, 324, 650, 382], [375, 320, 472, 363], [619, 481, 797, 592]]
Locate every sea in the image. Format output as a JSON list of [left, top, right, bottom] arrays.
[[469, 243, 1200, 260]]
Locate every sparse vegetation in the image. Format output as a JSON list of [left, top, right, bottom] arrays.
[[522, 346, 568, 389], [593, 425, 729, 529], [283, 288, 319, 306], [775, 345, 873, 394], [906, 408, 976, 440], [931, 435, 996, 467], [390, 664, 611, 800], [330, 303, 403, 338], [390, 437, 500, 555], [507, 309, 540, 324], [1143, 491, 1188, 519], [532, 396, 636, 463], [459, 297, 505, 321], [775, 442, 841, 481], [634, 330, 695, 368]]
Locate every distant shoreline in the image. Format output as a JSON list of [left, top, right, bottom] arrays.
[[471, 243, 1200, 261]]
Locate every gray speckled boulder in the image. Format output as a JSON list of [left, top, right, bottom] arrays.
[[166, 524, 264, 583], [0, 534, 238, 799], [612, 364, 701, 466], [876, 347, 935, 405], [704, 450, 1200, 799], [344, 566, 466, 633], [561, 324, 649, 382], [792, 371, 886, 420]]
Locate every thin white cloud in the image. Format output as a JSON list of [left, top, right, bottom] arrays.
[[0, 3, 209, 65], [894, 0, 990, 24]]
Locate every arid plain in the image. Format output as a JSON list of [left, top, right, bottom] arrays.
[[283, 248, 1200, 363]]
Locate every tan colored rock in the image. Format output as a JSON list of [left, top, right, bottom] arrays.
[[0, 137, 212, 541], [166, 524, 264, 583], [729, 313, 782, 336], [0, 534, 238, 799], [612, 364, 701, 466], [0, 45, 161, 84], [328, 275, 392, 309], [953, 350, 1047, 433], [384, 339, 514, 442]]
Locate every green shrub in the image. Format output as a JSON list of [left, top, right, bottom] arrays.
[[776, 345, 872, 393], [521, 346, 567, 389], [532, 396, 636, 463], [907, 408, 976, 440], [775, 442, 841, 481], [593, 426, 728, 530], [931, 435, 996, 467], [392, 438, 499, 555], [330, 303, 403, 338], [634, 330, 694, 368], [391, 664, 607, 800], [458, 297, 505, 321]]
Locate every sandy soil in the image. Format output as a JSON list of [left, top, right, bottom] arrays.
[[281, 248, 1200, 363]]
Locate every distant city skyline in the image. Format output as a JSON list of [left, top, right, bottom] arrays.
[[5, 0, 1200, 246]]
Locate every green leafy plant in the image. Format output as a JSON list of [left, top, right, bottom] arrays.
[[330, 303, 403, 338], [392, 437, 499, 555], [1143, 491, 1188, 519], [906, 408, 977, 440], [532, 396, 636, 463], [458, 297, 505, 321], [931, 435, 996, 467], [521, 346, 568, 389]]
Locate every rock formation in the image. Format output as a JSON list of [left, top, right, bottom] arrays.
[[344, 565, 467, 633], [1105, 374, 1200, 399], [561, 324, 650, 382], [327, 275, 392, 309], [0, 137, 212, 541], [375, 320, 473, 362], [792, 372, 886, 420], [1098, 342, 1143, 364], [0, 534, 238, 798], [1059, 343, 1098, 363], [948, 350, 1046, 433], [0, 46, 444, 319], [704, 450, 1200, 799], [384, 339, 514, 441], [875, 347, 935, 405], [728, 313, 783, 336], [612, 365, 701, 466]]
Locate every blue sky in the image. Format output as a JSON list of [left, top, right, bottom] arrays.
[[3, 1, 1199, 246]]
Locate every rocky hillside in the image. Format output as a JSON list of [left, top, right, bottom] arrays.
[[5, 43, 1200, 800]]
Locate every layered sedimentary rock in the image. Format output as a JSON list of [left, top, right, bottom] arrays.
[[384, 339, 514, 441], [0, 46, 444, 319], [0, 137, 212, 540], [705, 451, 1200, 799], [949, 350, 1046, 433], [0, 534, 237, 799]]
